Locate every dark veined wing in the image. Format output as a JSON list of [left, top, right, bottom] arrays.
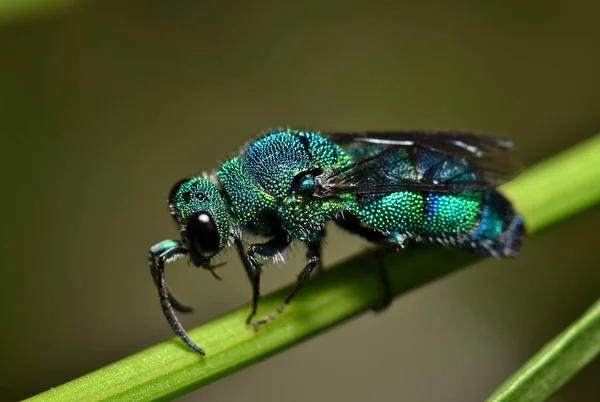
[[316, 131, 522, 197]]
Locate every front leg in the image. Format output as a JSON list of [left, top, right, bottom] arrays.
[[149, 239, 193, 313], [234, 232, 291, 326], [252, 239, 321, 329], [152, 243, 206, 355]]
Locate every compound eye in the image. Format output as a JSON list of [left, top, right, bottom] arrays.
[[185, 211, 221, 257]]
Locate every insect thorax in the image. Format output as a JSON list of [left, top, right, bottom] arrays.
[[216, 130, 356, 240]]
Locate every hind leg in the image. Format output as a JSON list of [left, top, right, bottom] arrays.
[[334, 215, 406, 311]]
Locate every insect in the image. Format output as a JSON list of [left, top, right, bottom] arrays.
[[149, 129, 525, 355]]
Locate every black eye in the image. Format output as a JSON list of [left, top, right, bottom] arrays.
[[185, 211, 221, 258]]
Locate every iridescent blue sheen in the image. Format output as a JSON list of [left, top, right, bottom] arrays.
[[340, 143, 521, 256], [217, 130, 353, 237], [179, 129, 523, 256], [242, 131, 311, 198], [152, 128, 525, 355]]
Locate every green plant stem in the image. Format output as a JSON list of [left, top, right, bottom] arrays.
[[486, 298, 600, 402], [503, 133, 600, 233], [27, 134, 600, 402]]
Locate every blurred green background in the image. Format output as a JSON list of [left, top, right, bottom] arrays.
[[1, 1, 599, 401]]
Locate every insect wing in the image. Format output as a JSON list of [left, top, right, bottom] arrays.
[[317, 131, 522, 197]]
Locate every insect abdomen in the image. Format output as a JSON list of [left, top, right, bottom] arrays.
[[467, 190, 524, 257], [358, 189, 524, 257]]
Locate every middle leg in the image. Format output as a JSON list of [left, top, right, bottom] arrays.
[[234, 232, 291, 326], [251, 239, 322, 329]]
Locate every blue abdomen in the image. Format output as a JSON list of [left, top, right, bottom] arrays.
[[469, 190, 524, 257], [350, 146, 524, 257], [359, 189, 523, 257]]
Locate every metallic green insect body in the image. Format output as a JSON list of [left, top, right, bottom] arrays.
[[149, 129, 525, 355]]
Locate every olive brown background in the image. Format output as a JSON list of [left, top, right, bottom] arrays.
[[1, 1, 599, 401]]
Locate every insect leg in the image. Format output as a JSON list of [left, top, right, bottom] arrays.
[[149, 240, 193, 313], [155, 245, 205, 355], [372, 249, 393, 312], [234, 233, 291, 326], [334, 215, 406, 311], [251, 240, 321, 330], [312, 230, 325, 274]]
